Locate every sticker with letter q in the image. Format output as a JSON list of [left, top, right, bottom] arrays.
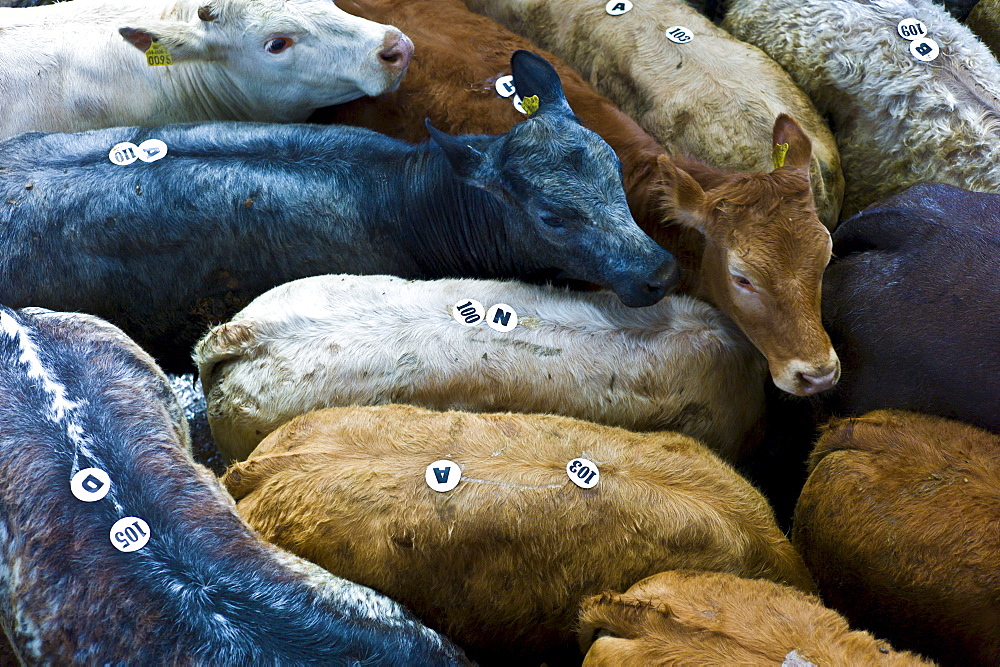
[[110, 516, 151, 552], [909, 37, 939, 62], [897, 18, 928, 40], [71, 467, 111, 502], [109, 142, 139, 165], [425, 460, 462, 492], [567, 458, 600, 489], [137, 139, 168, 163], [605, 0, 632, 15]]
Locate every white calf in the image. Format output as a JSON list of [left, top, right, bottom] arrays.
[[195, 275, 767, 463]]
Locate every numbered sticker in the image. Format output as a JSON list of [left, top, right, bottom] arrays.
[[137, 139, 168, 163], [70, 467, 111, 502], [495, 75, 516, 98], [665, 26, 694, 44], [486, 303, 518, 332], [512, 95, 528, 115], [110, 516, 151, 552], [910, 37, 939, 62], [897, 18, 928, 40], [605, 0, 632, 15], [567, 458, 600, 489], [109, 142, 139, 165], [425, 460, 462, 493], [453, 299, 485, 326]]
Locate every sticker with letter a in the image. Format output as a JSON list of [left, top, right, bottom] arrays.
[[425, 460, 462, 492], [606, 0, 632, 15], [145, 41, 173, 67]]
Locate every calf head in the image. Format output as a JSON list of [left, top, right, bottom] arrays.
[[426, 50, 677, 307], [662, 115, 838, 395], [119, 0, 412, 119]]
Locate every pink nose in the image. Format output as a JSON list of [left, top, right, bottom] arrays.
[[379, 31, 413, 73], [798, 367, 839, 395]]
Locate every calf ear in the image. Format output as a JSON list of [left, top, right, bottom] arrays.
[[510, 50, 574, 118], [656, 156, 710, 233], [771, 114, 812, 173], [119, 22, 210, 62], [425, 119, 497, 186]]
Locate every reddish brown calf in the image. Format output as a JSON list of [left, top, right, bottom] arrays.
[[794, 410, 1000, 665]]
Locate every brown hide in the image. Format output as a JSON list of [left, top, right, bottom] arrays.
[[578, 571, 931, 665], [223, 405, 813, 662], [317, 0, 837, 396], [794, 410, 1000, 665], [967, 0, 1000, 58]]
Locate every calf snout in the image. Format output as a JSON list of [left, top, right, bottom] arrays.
[[615, 253, 679, 308], [798, 366, 839, 395], [379, 30, 413, 74]]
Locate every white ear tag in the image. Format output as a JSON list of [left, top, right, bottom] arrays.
[[109, 142, 139, 165], [605, 0, 632, 15], [110, 516, 151, 552], [910, 37, 939, 62], [897, 18, 928, 40], [665, 26, 694, 44], [486, 304, 517, 332], [494, 75, 516, 98], [566, 458, 599, 489], [71, 468, 111, 502], [137, 139, 168, 162], [453, 299, 485, 326], [425, 460, 462, 492]]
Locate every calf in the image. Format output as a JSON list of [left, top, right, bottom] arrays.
[[0, 0, 412, 139], [222, 404, 815, 663], [195, 274, 767, 464], [0, 305, 467, 664], [821, 183, 1000, 432], [725, 0, 1000, 217], [320, 0, 839, 396], [578, 571, 931, 665], [462, 0, 844, 229], [0, 50, 674, 373], [794, 410, 1000, 665]]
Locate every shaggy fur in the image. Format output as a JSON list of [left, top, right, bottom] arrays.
[[794, 410, 1000, 665], [821, 183, 1000, 432], [461, 0, 844, 228], [577, 571, 932, 665], [318, 0, 838, 396], [195, 274, 767, 463], [222, 404, 814, 663], [725, 0, 1000, 217], [0, 306, 467, 664], [0, 0, 409, 139]]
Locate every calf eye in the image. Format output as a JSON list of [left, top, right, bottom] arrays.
[[265, 38, 292, 54], [732, 274, 757, 293], [540, 214, 566, 228]]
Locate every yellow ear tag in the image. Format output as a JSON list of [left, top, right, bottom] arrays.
[[522, 95, 540, 116], [772, 142, 789, 169], [145, 41, 173, 67]]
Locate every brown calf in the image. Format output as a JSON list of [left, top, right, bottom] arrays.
[[223, 404, 814, 663], [462, 0, 844, 228], [317, 0, 838, 396], [578, 571, 931, 665], [794, 410, 1000, 665]]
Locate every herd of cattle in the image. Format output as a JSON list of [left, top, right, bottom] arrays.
[[0, 0, 998, 663]]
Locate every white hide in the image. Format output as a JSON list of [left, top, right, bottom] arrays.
[[0, 0, 410, 139], [195, 275, 767, 464], [725, 0, 1000, 217]]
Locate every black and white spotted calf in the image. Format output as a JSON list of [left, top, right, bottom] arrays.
[[0, 305, 467, 664]]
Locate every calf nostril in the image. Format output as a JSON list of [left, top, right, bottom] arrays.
[[797, 368, 839, 395], [379, 33, 413, 68]]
